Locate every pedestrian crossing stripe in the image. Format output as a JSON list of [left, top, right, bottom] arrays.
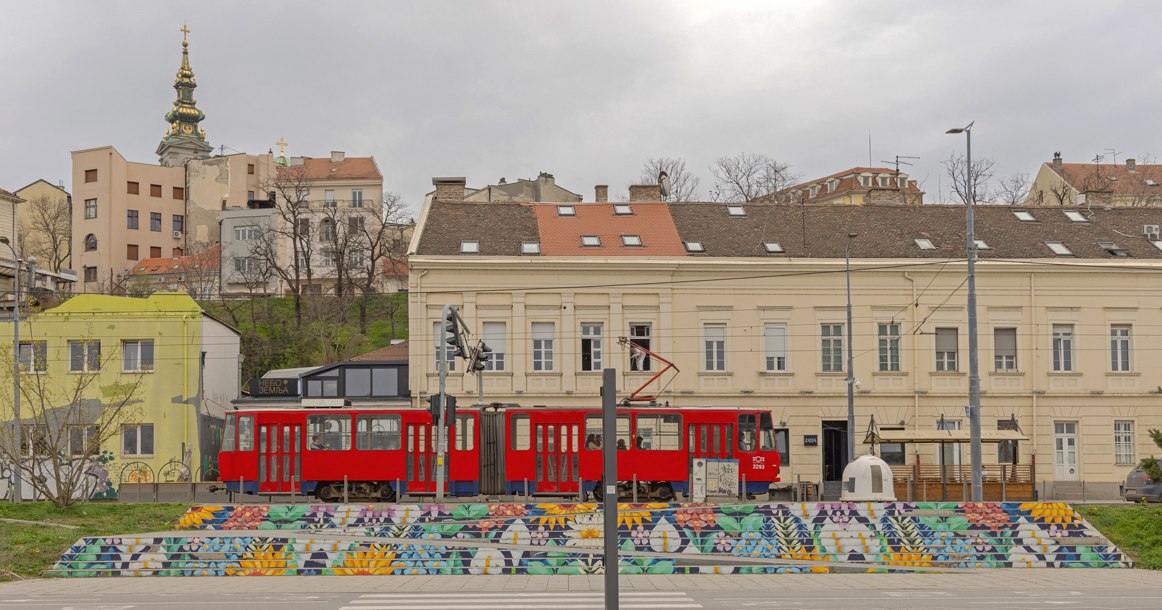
[[340, 590, 702, 609]]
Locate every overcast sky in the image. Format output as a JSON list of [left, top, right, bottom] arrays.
[[3, 1, 1160, 213]]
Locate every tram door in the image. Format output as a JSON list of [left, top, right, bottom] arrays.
[[535, 423, 579, 494], [258, 422, 301, 493], [406, 423, 448, 493], [687, 422, 733, 474]]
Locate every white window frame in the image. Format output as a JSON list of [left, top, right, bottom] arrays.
[[821, 323, 843, 372], [324, 189, 336, 208], [877, 323, 901, 372], [613, 204, 633, 215], [629, 323, 653, 371], [974, 239, 991, 250], [684, 241, 704, 252], [1052, 324, 1074, 372], [704, 323, 726, 371], [915, 238, 935, 250], [121, 339, 155, 372], [84, 198, 97, 219], [521, 241, 540, 255], [994, 328, 1017, 371], [531, 322, 555, 372], [726, 205, 746, 216], [1110, 324, 1131, 372], [764, 242, 784, 254], [581, 323, 603, 371], [1114, 420, 1135, 465], [621, 234, 643, 247], [763, 324, 787, 372], [1013, 210, 1036, 222], [18, 340, 47, 373], [351, 189, 364, 208], [580, 235, 601, 247], [68, 340, 101, 373], [482, 321, 506, 371], [122, 423, 154, 456], [1063, 209, 1088, 223], [556, 205, 575, 216], [1045, 241, 1072, 256], [234, 225, 259, 241], [460, 240, 480, 254], [69, 424, 99, 457], [935, 328, 958, 372]]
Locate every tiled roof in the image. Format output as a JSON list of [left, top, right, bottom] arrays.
[[416, 200, 1162, 260], [350, 340, 409, 362], [1048, 162, 1162, 196], [532, 202, 686, 256], [0, 188, 23, 202], [130, 244, 221, 275], [759, 167, 922, 204], [277, 156, 381, 181]]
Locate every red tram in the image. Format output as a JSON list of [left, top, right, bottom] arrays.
[[219, 405, 781, 501]]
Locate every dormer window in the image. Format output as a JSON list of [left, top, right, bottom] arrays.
[[810, 186, 819, 197], [1013, 210, 1036, 222], [580, 235, 601, 247], [877, 176, 889, 187], [1045, 241, 1072, 256], [460, 240, 480, 254], [1099, 241, 1128, 257], [557, 205, 576, 216], [621, 234, 643, 247], [726, 205, 746, 216], [974, 239, 991, 250], [1063, 209, 1088, 223], [521, 241, 541, 255], [915, 238, 935, 250], [613, 204, 633, 215], [897, 177, 907, 188], [684, 241, 705, 253], [860, 176, 872, 187], [763, 242, 784, 254]]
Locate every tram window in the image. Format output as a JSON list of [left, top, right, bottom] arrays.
[[738, 414, 757, 452], [223, 414, 237, 452], [455, 415, 475, 451], [355, 414, 401, 450], [585, 414, 630, 450], [617, 415, 631, 450], [237, 415, 254, 451], [511, 414, 531, 450], [636, 414, 681, 450], [760, 426, 776, 452], [775, 429, 790, 465], [307, 414, 352, 450]]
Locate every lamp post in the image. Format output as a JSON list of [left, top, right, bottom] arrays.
[[946, 121, 983, 502], [1, 236, 22, 502], [845, 232, 857, 464]]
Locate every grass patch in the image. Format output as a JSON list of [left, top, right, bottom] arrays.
[[1076, 503, 1162, 569], [0, 502, 189, 579]]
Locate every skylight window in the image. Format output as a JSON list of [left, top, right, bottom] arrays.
[[613, 204, 633, 215], [621, 234, 643, 247], [915, 238, 935, 250], [1099, 241, 1128, 257], [1063, 209, 1088, 223], [521, 241, 541, 255], [684, 241, 705, 253], [557, 205, 576, 216], [1045, 241, 1072, 256], [1151, 240, 1162, 253], [726, 205, 746, 217], [1146, 179, 1157, 187], [580, 235, 601, 247], [763, 242, 784, 254], [1012, 210, 1036, 222], [974, 239, 991, 250], [460, 240, 480, 254]]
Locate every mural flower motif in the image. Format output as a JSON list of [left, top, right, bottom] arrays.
[[674, 507, 717, 533], [649, 517, 681, 553], [529, 527, 551, 545], [733, 531, 777, 558], [490, 504, 528, 517], [631, 525, 650, 547], [332, 550, 404, 575], [564, 513, 604, 548], [1020, 502, 1076, 525], [178, 506, 222, 530], [535, 503, 596, 530], [389, 504, 423, 525], [616, 503, 666, 528], [469, 548, 507, 574], [221, 506, 270, 530], [228, 548, 294, 576], [712, 531, 735, 552], [964, 503, 1010, 531]]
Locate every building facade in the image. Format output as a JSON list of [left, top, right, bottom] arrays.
[[762, 167, 924, 205], [1028, 153, 1162, 207], [127, 244, 219, 299], [14, 179, 72, 273], [410, 193, 1162, 499]]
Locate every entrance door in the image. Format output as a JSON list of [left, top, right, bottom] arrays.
[[406, 423, 440, 493], [821, 421, 848, 481], [535, 423, 579, 494], [1054, 421, 1079, 480], [258, 422, 301, 493]]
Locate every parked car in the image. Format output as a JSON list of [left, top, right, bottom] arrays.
[[1122, 463, 1162, 502]]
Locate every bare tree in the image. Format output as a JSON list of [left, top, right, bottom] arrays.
[[995, 172, 1031, 205], [708, 153, 798, 202], [0, 327, 145, 507], [1121, 156, 1162, 207], [943, 153, 995, 204], [21, 195, 71, 272], [639, 157, 700, 201], [346, 192, 412, 335], [252, 165, 317, 327], [1046, 180, 1076, 206]]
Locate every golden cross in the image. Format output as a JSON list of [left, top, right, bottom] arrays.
[[275, 138, 288, 156], [180, 23, 190, 42]]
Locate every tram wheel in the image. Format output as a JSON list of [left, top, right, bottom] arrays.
[[592, 480, 604, 502], [316, 483, 339, 503], [655, 482, 675, 502]]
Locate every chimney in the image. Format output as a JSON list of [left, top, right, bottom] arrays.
[[628, 184, 661, 202], [432, 177, 467, 202], [1126, 158, 1137, 172], [595, 185, 609, 203], [1051, 152, 1063, 171], [535, 172, 555, 200], [331, 151, 345, 163]]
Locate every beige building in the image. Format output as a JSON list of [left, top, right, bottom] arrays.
[[1028, 153, 1162, 207], [762, 167, 924, 205], [14, 180, 71, 273], [426, 173, 581, 206], [410, 188, 1162, 499]]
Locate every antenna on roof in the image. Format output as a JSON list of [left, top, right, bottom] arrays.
[[658, 170, 671, 199], [1105, 148, 1121, 165], [879, 155, 920, 177]]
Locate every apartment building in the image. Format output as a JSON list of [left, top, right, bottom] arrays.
[[762, 167, 924, 205], [1028, 153, 1162, 207]]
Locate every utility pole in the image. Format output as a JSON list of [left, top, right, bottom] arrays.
[[1, 235, 22, 503], [435, 305, 454, 502], [845, 233, 857, 464], [601, 368, 618, 610]]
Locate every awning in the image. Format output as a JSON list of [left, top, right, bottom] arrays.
[[864, 428, 1028, 445]]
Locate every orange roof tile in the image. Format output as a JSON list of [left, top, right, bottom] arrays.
[[760, 167, 922, 203], [531, 203, 687, 256], [130, 244, 220, 275], [277, 156, 382, 181], [1050, 161, 1162, 196]]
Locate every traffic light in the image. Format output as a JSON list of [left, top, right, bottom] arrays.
[[471, 342, 493, 372], [426, 393, 458, 424], [444, 309, 467, 359], [444, 394, 458, 422]]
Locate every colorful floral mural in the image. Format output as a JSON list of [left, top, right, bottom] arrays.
[[51, 501, 1131, 576]]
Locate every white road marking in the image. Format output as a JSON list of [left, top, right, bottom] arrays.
[[342, 591, 702, 609]]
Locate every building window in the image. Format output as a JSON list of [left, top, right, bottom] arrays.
[[234, 257, 258, 273], [994, 328, 1017, 371], [351, 189, 363, 207], [150, 246, 161, 258], [531, 322, 555, 371], [897, 177, 908, 188], [122, 340, 155, 372], [83, 266, 97, 283], [234, 225, 258, 241], [247, 190, 255, 200], [860, 175, 871, 186], [621, 234, 643, 247], [127, 244, 139, 260], [1045, 241, 1072, 256], [173, 215, 184, 233], [580, 235, 601, 247], [521, 242, 541, 255], [433, 322, 456, 371], [629, 323, 652, 371], [1114, 420, 1135, 465], [684, 241, 704, 253], [127, 181, 139, 194], [935, 328, 958, 372], [879, 426, 906, 465], [1111, 325, 1131, 372], [349, 216, 365, 233], [613, 204, 633, 215], [821, 323, 843, 372], [581, 323, 603, 371], [319, 248, 336, 267], [68, 340, 101, 372], [460, 240, 479, 254], [556, 205, 575, 216], [1052, 324, 1074, 372], [69, 425, 99, 457], [915, 238, 935, 250], [173, 187, 184, 200], [320, 219, 336, 242], [84, 198, 97, 219], [150, 212, 162, 232], [18, 341, 47, 373], [704, 323, 726, 371], [878, 323, 901, 371], [763, 324, 787, 372], [247, 163, 255, 175], [324, 189, 336, 208], [1013, 210, 1036, 222], [150, 184, 162, 198], [1064, 209, 1088, 223], [127, 209, 139, 229], [297, 218, 310, 239], [122, 423, 155, 456], [85, 169, 97, 183], [763, 242, 784, 254], [21, 425, 49, 457], [482, 321, 506, 371], [84, 233, 97, 251]]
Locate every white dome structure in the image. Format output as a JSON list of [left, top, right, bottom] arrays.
[[839, 454, 896, 501]]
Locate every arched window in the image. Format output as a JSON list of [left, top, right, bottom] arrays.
[[84, 234, 97, 251]]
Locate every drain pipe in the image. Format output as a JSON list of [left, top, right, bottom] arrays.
[[904, 272, 919, 425]]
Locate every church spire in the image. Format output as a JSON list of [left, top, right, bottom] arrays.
[[157, 23, 212, 167]]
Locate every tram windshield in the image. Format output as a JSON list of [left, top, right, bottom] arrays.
[[759, 412, 776, 451]]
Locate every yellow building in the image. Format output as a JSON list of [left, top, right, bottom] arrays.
[[0, 293, 239, 499], [410, 186, 1162, 500], [1028, 153, 1162, 207]]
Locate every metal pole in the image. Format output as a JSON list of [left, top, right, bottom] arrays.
[[845, 234, 856, 464], [601, 368, 618, 610], [965, 125, 983, 503], [477, 370, 484, 407], [435, 304, 450, 502], [5, 239, 22, 503]]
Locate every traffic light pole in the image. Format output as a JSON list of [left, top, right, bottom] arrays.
[[435, 304, 451, 502]]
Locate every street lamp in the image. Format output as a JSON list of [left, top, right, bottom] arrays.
[[946, 122, 983, 502], [845, 232, 857, 464], [0, 235, 22, 502]]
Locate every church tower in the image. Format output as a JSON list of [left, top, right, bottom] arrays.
[[156, 24, 212, 167]]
